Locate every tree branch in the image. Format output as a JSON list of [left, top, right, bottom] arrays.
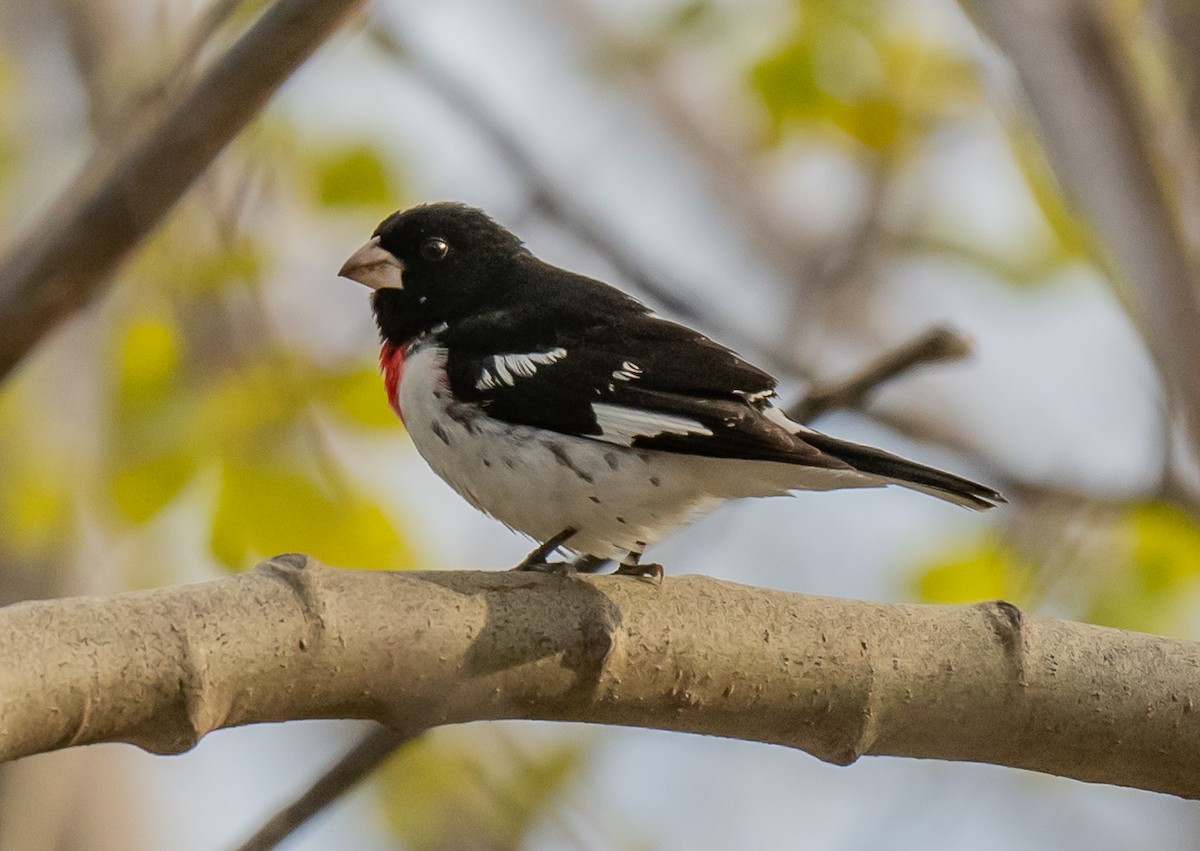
[[1, 553, 1197, 799], [0, 0, 363, 379], [958, 0, 1200, 448], [785, 326, 972, 423]]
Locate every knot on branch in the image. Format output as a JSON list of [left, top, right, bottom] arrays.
[[256, 553, 328, 651], [977, 599, 1026, 686]]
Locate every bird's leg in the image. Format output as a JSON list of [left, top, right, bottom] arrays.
[[511, 527, 577, 572], [569, 554, 612, 574], [613, 543, 663, 583]]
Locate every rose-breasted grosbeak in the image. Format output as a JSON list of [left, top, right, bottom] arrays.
[[339, 203, 1002, 579]]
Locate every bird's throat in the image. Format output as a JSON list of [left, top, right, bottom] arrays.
[[379, 342, 406, 424]]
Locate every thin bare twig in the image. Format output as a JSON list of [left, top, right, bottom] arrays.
[[235, 726, 418, 851], [0, 0, 363, 379], [786, 326, 972, 424]]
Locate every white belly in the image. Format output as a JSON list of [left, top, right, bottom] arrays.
[[397, 345, 738, 559]]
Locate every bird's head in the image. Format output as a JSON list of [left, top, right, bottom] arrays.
[[339, 202, 527, 345]]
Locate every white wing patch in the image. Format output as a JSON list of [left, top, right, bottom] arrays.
[[763, 404, 814, 434], [476, 348, 567, 391], [592, 403, 713, 446], [739, 388, 775, 404], [612, 361, 643, 382]]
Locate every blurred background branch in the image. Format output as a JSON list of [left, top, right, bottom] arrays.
[[0, 0, 362, 379], [959, 0, 1200, 453]]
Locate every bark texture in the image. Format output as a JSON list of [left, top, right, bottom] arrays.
[[1, 554, 1197, 798]]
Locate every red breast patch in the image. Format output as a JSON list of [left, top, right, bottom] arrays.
[[379, 342, 406, 424]]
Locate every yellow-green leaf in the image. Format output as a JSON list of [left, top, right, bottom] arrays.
[[313, 144, 394, 208], [379, 734, 582, 850], [110, 453, 195, 523], [210, 462, 410, 570], [1086, 502, 1200, 633], [915, 535, 1031, 605], [0, 463, 72, 560], [115, 315, 182, 404], [319, 366, 398, 429]]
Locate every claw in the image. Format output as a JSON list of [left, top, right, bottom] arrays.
[[614, 561, 664, 583], [614, 543, 663, 583]]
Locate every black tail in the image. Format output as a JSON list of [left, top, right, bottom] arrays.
[[801, 431, 1004, 510]]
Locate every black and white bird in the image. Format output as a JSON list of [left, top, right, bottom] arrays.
[[339, 203, 1002, 579]]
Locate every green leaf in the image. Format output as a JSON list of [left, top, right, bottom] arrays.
[[313, 144, 394, 208], [188, 357, 310, 456], [317, 366, 399, 429], [0, 382, 75, 560], [1086, 502, 1200, 633], [183, 238, 263, 294], [110, 453, 196, 523], [914, 534, 1031, 604], [210, 461, 410, 570], [378, 733, 583, 850], [114, 314, 182, 405], [747, 0, 978, 151], [0, 464, 73, 559]]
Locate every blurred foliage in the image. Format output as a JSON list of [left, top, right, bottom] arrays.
[[0, 383, 75, 565], [741, 0, 1095, 287], [1087, 502, 1200, 635], [0, 54, 16, 196], [378, 732, 585, 851], [916, 533, 1034, 606], [0, 110, 414, 580], [748, 0, 978, 152], [915, 501, 1200, 636], [101, 197, 413, 573], [313, 144, 395, 208]]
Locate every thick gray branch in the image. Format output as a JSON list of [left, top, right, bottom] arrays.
[[0, 554, 1197, 799], [0, 0, 362, 379]]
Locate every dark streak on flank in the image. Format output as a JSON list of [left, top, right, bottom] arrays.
[[548, 443, 595, 483], [430, 420, 452, 446], [444, 401, 479, 435], [649, 476, 661, 487]]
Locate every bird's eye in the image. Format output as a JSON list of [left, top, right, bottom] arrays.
[[421, 237, 449, 262]]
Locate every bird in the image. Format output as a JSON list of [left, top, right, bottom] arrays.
[[338, 202, 1003, 580]]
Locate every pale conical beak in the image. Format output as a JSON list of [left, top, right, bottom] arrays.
[[338, 236, 405, 289]]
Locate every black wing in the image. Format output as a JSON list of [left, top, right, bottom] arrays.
[[439, 264, 841, 467]]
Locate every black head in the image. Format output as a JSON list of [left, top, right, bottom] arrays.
[[339, 202, 529, 345]]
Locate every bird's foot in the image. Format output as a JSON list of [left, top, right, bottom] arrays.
[[613, 561, 664, 583], [510, 527, 578, 572], [614, 546, 663, 583]]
